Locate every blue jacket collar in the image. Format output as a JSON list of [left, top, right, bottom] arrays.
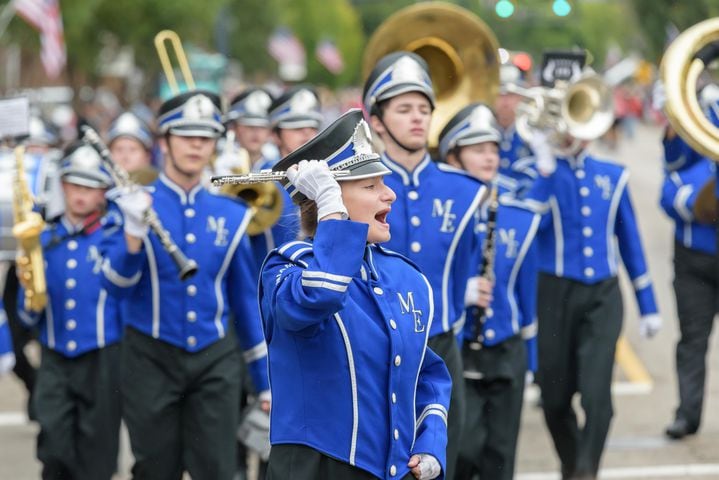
[[382, 152, 432, 187], [158, 172, 204, 205]]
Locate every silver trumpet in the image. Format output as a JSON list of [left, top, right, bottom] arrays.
[[211, 169, 351, 186]]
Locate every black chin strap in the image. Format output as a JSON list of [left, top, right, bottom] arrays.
[[377, 114, 424, 154]]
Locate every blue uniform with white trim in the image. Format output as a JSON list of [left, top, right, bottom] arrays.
[[101, 174, 269, 391], [498, 126, 537, 197], [260, 219, 451, 480], [19, 214, 122, 357], [382, 154, 485, 336], [660, 158, 716, 255], [535, 151, 658, 317], [462, 184, 540, 373], [249, 158, 299, 272]]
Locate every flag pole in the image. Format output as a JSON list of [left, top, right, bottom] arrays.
[[0, 0, 16, 41]]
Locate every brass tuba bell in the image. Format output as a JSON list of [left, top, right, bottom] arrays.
[[661, 18, 719, 223], [362, 2, 500, 149], [661, 17, 719, 160], [508, 71, 614, 145]]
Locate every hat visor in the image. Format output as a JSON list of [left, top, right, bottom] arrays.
[[61, 173, 111, 189], [275, 118, 322, 130], [168, 126, 222, 138], [237, 117, 270, 128], [375, 84, 435, 108], [336, 160, 392, 181]]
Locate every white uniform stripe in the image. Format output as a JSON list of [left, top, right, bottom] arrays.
[[300, 279, 348, 292], [550, 197, 564, 276], [441, 185, 486, 332], [243, 341, 268, 362], [674, 184, 694, 222], [144, 237, 161, 339], [521, 321, 538, 339], [301, 270, 352, 284], [333, 313, 358, 465], [632, 273, 652, 291], [411, 273, 434, 451], [214, 209, 252, 339], [96, 288, 107, 348], [102, 259, 142, 287], [607, 170, 629, 276]]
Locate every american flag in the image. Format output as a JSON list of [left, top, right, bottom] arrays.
[[315, 39, 344, 75], [14, 0, 67, 79], [267, 27, 305, 65]]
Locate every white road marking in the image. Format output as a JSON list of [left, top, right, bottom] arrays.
[[517, 463, 719, 480]]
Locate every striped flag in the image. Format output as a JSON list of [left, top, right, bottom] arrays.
[[315, 39, 344, 75], [267, 27, 305, 65], [14, 0, 66, 78]]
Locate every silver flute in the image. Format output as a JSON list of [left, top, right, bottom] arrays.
[[211, 169, 351, 186]]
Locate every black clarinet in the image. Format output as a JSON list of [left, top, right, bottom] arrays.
[[82, 127, 199, 280], [467, 183, 499, 349]]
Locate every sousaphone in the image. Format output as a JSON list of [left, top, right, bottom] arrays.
[[661, 18, 719, 223], [362, 2, 500, 149]]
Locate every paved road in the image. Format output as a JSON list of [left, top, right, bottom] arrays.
[[1, 123, 718, 479]]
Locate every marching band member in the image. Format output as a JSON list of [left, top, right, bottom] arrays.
[[101, 90, 269, 480], [17, 144, 122, 479], [363, 51, 486, 479], [226, 87, 277, 168], [660, 157, 717, 440], [439, 103, 540, 480], [0, 301, 15, 376], [495, 64, 539, 197], [534, 130, 661, 479], [260, 108, 451, 480], [3, 114, 63, 422], [106, 111, 156, 182]]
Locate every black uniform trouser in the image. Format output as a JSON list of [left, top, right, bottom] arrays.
[[267, 444, 414, 480], [672, 242, 719, 429], [537, 274, 622, 479], [428, 329, 465, 480], [456, 335, 526, 480], [4, 265, 37, 398], [121, 327, 241, 480], [35, 344, 122, 480]]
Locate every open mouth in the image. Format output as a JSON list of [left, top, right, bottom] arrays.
[[375, 208, 390, 226]]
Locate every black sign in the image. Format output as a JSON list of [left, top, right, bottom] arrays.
[[540, 50, 587, 88]]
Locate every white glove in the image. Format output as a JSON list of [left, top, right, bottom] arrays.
[[652, 80, 666, 112], [465, 276, 481, 307], [410, 454, 441, 480], [0, 352, 15, 376], [529, 130, 556, 176], [109, 186, 153, 238], [525, 370, 535, 386], [639, 313, 662, 339], [285, 160, 348, 221]]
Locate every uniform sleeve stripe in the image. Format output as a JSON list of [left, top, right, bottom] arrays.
[[632, 273, 652, 291], [301, 279, 348, 292], [674, 184, 694, 222], [290, 247, 313, 262], [416, 404, 448, 429], [18, 309, 39, 327], [301, 270, 352, 284], [102, 259, 142, 287], [278, 240, 312, 255], [243, 341, 268, 362], [521, 321, 538, 339]]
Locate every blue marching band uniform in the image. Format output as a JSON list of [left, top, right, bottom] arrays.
[[6, 56, 700, 480], [659, 97, 719, 440], [17, 144, 123, 479]]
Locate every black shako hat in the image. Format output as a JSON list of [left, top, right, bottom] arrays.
[[273, 108, 391, 202], [157, 90, 224, 138], [226, 87, 274, 127]]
